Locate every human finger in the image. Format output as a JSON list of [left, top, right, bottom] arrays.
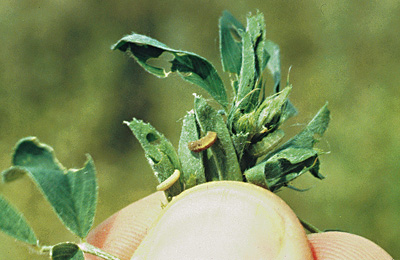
[[85, 191, 167, 260], [308, 231, 393, 260]]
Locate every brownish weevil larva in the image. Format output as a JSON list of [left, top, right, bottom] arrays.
[[187, 131, 217, 152]]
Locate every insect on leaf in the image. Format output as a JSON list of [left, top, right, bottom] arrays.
[[188, 131, 218, 152], [194, 95, 242, 181], [178, 111, 207, 189], [125, 118, 183, 197], [156, 170, 181, 191]]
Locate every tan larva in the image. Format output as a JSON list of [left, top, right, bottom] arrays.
[[188, 131, 217, 152], [156, 169, 181, 191]]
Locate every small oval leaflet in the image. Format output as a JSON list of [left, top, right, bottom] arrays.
[[156, 169, 181, 191], [187, 131, 218, 152]]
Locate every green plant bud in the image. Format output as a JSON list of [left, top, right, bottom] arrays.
[[248, 129, 285, 158]]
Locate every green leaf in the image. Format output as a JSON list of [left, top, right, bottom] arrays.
[[0, 195, 37, 245], [265, 40, 297, 122], [245, 148, 319, 191], [233, 86, 292, 138], [178, 110, 206, 189], [231, 132, 249, 162], [219, 10, 245, 75], [248, 129, 285, 158], [265, 40, 281, 92], [254, 86, 292, 135], [276, 102, 330, 151], [125, 118, 182, 197], [236, 30, 257, 105], [203, 149, 221, 181], [235, 12, 269, 111], [194, 95, 242, 181], [264, 148, 320, 190], [1, 137, 97, 238], [112, 33, 228, 108], [51, 242, 84, 260], [246, 11, 269, 76], [243, 162, 269, 189]]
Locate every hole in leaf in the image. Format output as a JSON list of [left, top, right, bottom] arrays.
[[147, 52, 175, 72], [229, 27, 242, 42], [146, 133, 160, 144], [148, 155, 159, 164]]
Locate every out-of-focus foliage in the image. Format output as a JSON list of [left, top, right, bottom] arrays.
[[2, 137, 97, 239], [0, 1, 399, 259]]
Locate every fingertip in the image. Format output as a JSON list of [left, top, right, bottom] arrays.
[[308, 231, 393, 260], [85, 192, 167, 260]]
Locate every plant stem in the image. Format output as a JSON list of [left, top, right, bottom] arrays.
[[79, 242, 122, 260], [298, 217, 323, 233], [37, 245, 52, 255]]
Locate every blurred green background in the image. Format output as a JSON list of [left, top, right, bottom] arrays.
[[1, 0, 399, 258]]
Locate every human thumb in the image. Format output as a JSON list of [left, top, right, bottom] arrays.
[[130, 181, 313, 260]]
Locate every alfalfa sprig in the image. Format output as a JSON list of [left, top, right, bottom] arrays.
[[112, 10, 330, 198]]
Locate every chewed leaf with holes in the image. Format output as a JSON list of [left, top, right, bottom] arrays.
[[112, 32, 228, 108], [115, 11, 331, 197], [125, 118, 182, 197], [0, 195, 37, 245], [1, 137, 97, 239]]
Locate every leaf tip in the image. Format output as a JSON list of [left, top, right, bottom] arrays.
[[1, 166, 27, 183]]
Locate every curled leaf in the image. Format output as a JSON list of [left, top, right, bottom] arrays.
[[113, 33, 228, 108], [246, 11, 269, 76]]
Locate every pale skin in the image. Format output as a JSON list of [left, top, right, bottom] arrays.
[[85, 182, 393, 260]]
